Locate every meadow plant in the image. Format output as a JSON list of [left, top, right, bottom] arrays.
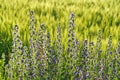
[[94, 30, 102, 79], [5, 25, 23, 80], [81, 40, 89, 79], [55, 24, 63, 79], [28, 11, 38, 79], [36, 23, 45, 78], [2, 12, 120, 80], [61, 13, 76, 79]]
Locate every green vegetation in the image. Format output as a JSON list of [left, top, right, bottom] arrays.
[[0, 0, 120, 80]]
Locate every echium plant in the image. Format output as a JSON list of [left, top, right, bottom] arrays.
[[46, 30, 53, 79], [72, 39, 81, 80], [41, 25, 48, 78], [36, 23, 48, 79], [36, 23, 45, 79], [54, 23, 63, 79], [105, 36, 113, 79], [28, 10, 37, 79], [88, 41, 95, 79], [46, 30, 60, 80], [66, 13, 76, 79], [20, 46, 29, 79], [67, 13, 75, 55], [81, 40, 89, 80], [29, 10, 37, 54], [82, 40, 90, 79], [94, 30, 102, 79], [6, 25, 23, 80]]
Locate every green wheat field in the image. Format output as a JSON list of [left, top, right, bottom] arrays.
[[0, 0, 120, 80]]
